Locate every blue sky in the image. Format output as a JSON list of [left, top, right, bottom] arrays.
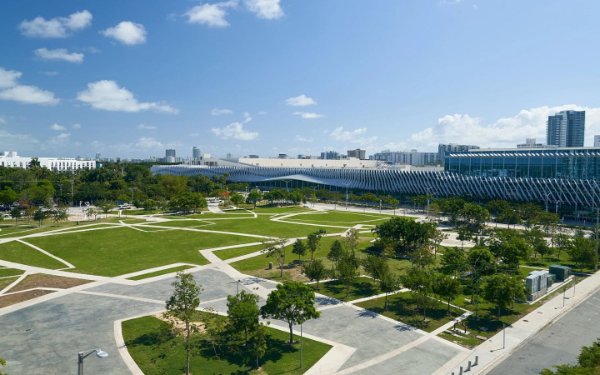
[[1, 0, 600, 159]]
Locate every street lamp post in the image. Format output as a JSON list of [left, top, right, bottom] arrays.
[[78, 349, 108, 375], [300, 323, 303, 368]]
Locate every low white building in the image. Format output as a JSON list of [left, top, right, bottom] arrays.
[[0, 151, 96, 172], [238, 157, 381, 168]]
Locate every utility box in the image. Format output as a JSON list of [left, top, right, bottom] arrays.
[[549, 265, 571, 281], [526, 270, 550, 301]]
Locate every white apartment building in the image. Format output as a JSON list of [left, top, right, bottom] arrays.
[[0, 151, 96, 172]]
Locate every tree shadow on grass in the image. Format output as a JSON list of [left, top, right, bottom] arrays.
[[127, 326, 174, 347], [322, 279, 379, 301]]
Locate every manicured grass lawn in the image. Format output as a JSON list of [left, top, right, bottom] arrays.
[[123, 314, 331, 375], [0, 276, 19, 290], [522, 251, 595, 274], [24, 227, 250, 276], [356, 291, 463, 332], [0, 241, 67, 269], [317, 276, 380, 302], [283, 211, 390, 226], [0, 267, 25, 277], [128, 265, 195, 280], [215, 244, 266, 260]]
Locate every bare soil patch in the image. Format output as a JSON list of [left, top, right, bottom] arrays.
[[0, 289, 55, 308], [154, 312, 207, 335], [8, 273, 92, 292]]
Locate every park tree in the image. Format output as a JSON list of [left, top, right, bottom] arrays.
[[432, 273, 461, 312], [401, 267, 433, 321], [458, 203, 490, 235], [53, 207, 69, 222], [482, 274, 526, 317], [529, 227, 551, 260], [337, 250, 359, 297], [327, 239, 344, 266], [362, 254, 388, 280], [467, 246, 496, 318], [379, 269, 400, 311], [169, 192, 207, 214], [260, 281, 320, 345], [249, 324, 267, 369], [303, 259, 327, 289], [306, 229, 326, 261], [0, 187, 17, 205], [344, 228, 360, 253], [10, 207, 21, 225], [488, 231, 531, 273], [554, 232, 572, 259], [373, 217, 435, 257], [438, 197, 466, 225], [247, 188, 263, 209], [569, 237, 598, 270], [229, 192, 245, 206], [262, 239, 288, 278], [97, 200, 114, 214], [440, 247, 468, 276], [431, 229, 448, 258], [292, 239, 307, 261], [226, 291, 260, 346], [33, 208, 45, 227], [165, 272, 202, 375]]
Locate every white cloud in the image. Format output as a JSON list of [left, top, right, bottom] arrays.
[[137, 123, 157, 130], [295, 135, 313, 143], [211, 114, 258, 140], [135, 137, 163, 148], [49, 132, 70, 144], [19, 10, 92, 38], [185, 1, 237, 27], [244, 0, 284, 19], [102, 21, 146, 45], [0, 67, 58, 105], [35, 48, 84, 63], [286, 94, 316, 107], [294, 111, 324, 120], [403, 104, 600, 150], [329, 126, 377, 145], [211, 107, 233, 116], [50, 123, 66, 131], [77, 80, 177, 113], [72, 123, 81, 129]]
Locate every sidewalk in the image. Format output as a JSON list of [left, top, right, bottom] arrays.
[[435, 270, 600, 375]]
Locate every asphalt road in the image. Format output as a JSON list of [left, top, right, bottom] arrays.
[[487, 288, 600, 374]]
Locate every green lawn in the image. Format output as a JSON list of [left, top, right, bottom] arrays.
[[0, 276, 18, 290], [215, 244, 266, 260], [0, 241, 67, 269], [24, 227, 251, 276], [123, 314, 331, 375], [356, 291, 463, 332], [0, 267, 25, 277], [128, 265, 195, 280], [282, 211, 390, 226], [317, 276, 381, 302]]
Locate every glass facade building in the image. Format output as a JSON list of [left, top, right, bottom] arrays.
[[445, 147, 600, 179]]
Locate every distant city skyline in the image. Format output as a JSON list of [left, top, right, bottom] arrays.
[[2, 1, 600, 158]]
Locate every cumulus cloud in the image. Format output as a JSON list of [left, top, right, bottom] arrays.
[[0, 67, 58, 105], [49, 132, 70, 144], [135, 137, 163, 148], [295, 135, 313, 143], [329, 126, 377, 145], [294, 111, 323, 120], [102, 21, 146, 45], [50, 123, 66, 131], [244, 0, 284, 19], [211, 113, 257, 140], [185, 1, 237, 27], [77, 80, 177, 113], [19, 10, 92, 38], [35, 48, 84, 63], [407, 104, 600, 150], [137, 123, 157, 130], [211, 107, 233, 116], [286, 94, 316, 107]]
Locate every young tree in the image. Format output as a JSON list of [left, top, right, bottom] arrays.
[[249, 324, 267, 369], [373, 217, 435, 257], [379, 269, 400, 311], [344, 228, 360, 253], [440, 247, 468, 276], [433, 273, 461, 312], [292, 239, 307, 261], [483, 274, 526, 317], [247, 188, 263, 209], [262, 239, 288, 278], [165, 272, 202, 375], [401, 267, 433, 321], [362, 254, 388, 280], [10, 207, 21, 226], [33, 208, 45, 227], [229, 192, 245, 206], [337, 251, 359, 297], [569, 237, 598, 271], [327, 240, 344, 265], [303, 259, 327, 289], [226, 291, 260, 345], [306, 229, 326, 260], [260, 281, 320, 345]]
